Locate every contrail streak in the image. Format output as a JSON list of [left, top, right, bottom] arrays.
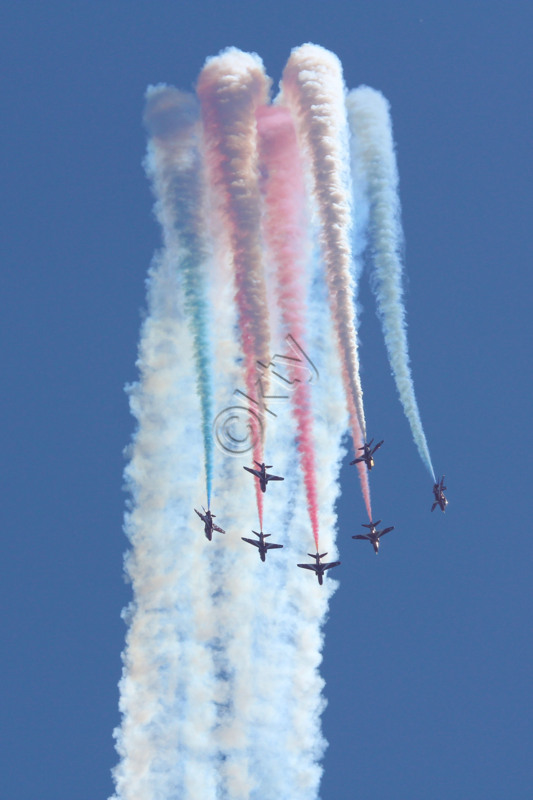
[[347, 86, 435, 480], [197, 48, 272, 527], [281, 43, 372, 519], [143, 85, 216, 506], [256, 104, 321, 549]]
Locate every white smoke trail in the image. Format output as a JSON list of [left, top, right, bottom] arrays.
[[194, 49, 279, 798], [196, 79, 347, 797], [113, 48, 404, 800], [110, 87, 225, 800], [199, 147, 347, 800], [281, 44, 368, 445], [347, 87, 435, 480], [230, 267, 347, 800], [111, 247, 219, 799], [197, 48, 272, 462]]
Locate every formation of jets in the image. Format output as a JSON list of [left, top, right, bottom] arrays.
[[194, 448, 447, 583]]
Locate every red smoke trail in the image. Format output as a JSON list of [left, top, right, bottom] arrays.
[[197, 50, 271, 528], [256, 105, 321, 549], [282, 45, 372, 520]]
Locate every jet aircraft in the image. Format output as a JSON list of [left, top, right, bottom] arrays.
[[241, 530, 283, 562], [297, 552, 341, 585], [350, 438, 384, 471], [431, 476, 448, 512], [352, 520, 394, 554], [194, 507, 226, 541], [243, 461, 284, 493]]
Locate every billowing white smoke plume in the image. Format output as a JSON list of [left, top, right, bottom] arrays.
[[110, 47, 436, 800], [111, 260, 219, 799], [111, 70, 347, 800]]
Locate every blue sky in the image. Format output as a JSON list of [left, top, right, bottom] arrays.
[[2, 2, 532, 797]]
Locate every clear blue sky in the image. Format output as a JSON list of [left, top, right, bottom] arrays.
[[2, 2, 532, 798]]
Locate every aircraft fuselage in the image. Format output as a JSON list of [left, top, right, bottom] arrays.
[[431, 478, 448, 512]]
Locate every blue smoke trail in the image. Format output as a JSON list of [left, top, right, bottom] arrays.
[[347, 86, 436, 481], [144, 86, 215, 505]]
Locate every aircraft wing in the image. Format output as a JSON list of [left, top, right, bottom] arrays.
[[243, 466, 261, 478], [241, 537, 260, 547], [266, 543, 283, 550], [194, 509, 203, 519], [297, 563, 317, 572], [349, 457, 363, 465], [379, 527, 394, 537], [266, 474, 284, 482], [213, 525, 226, 534], [322, 561, 341, 570], [352, 534, 368, 541]]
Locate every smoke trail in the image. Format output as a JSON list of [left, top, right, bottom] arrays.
[[142, 85, 268, 799], [235, 278, 346, 800], [192, 297, 342, 800], [281, 43, 372, 519], [112, 44, 438, 800], [347, 86, 435, 480], [237, 108, 349, 796], [197, 48, 272, 527], [111, 257, 218, 797], [194, 58, 347, 797], [256, 104, 321, 550], [143, 86, 216, 506]]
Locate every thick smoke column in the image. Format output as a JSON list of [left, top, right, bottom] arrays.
[[111, 43, 437, 800], [197, 48, 271, 527], [256, 104, 321, 550], [111, 90, 219, 796], [281, 43, 372, 519], [347, 87, 435, 480]]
